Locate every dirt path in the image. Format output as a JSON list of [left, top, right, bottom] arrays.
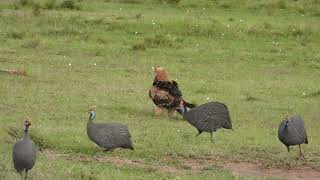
[[178, 157, 320, 180], [44, 150, 320, 179], [225, 162, 320, 180]]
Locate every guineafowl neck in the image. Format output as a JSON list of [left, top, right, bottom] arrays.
[[23, 127, 30, 139], [181, 108, 188, 116], [88, 117, 95, 124]]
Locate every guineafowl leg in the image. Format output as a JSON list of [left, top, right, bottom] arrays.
[[19, 171, 23, 180], [210, 132, 214, 143], [299, 145, 305, 158], [24, 170, 28, 180], [155, 106, 163, 116], [104, 148, 114, 152], [195, 130, 202, 137], [286, 146, 290, 152]]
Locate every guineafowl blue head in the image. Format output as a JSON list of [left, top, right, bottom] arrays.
[[24, 118, 31, 132], [284, 118, 290, 128], [176, 101, 187, 115], [88, 106, 96, 120]]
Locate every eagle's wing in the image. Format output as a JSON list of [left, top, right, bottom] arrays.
[[152, 80, 182, 97], [149, 86, 176, 108]]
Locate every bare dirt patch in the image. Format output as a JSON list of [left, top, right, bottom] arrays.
[[225, 162, 320, 180], [178, 156, 320, 180]]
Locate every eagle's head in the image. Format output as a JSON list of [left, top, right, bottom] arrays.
[[152, 66, 168, 81]]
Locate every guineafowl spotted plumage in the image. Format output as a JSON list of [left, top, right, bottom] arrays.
[[87, 107, 134, 151], [176, 101, 233, 141], [278, 115, 308, 157], [12, 119, 37, 180]]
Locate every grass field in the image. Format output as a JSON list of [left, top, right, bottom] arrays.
[[1, 0, 320, 179]]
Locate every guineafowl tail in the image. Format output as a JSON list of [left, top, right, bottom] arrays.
[[183, 100, 196, 109]]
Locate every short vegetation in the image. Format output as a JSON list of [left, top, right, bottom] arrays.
[[0, 0, 320, 179]]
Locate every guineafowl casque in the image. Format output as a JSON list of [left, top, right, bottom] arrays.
[[87, 106, 134, 151], [176, 101, 233, 141], [278, 115, 308, 157], [12, 118, 37, 180]]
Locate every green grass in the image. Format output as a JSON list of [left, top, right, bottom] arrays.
[[0, 0, 320, 179]]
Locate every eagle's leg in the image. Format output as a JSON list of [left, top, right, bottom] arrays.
[[168, 109, 176, 118], [155, 106, 163, 116]]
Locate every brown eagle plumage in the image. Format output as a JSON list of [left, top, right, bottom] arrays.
[[149, 67, 196, 116]]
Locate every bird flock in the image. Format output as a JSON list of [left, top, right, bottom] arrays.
[[11, 66, 308, 179]]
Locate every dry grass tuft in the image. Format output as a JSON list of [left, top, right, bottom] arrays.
[[0, 69, 27, 76]]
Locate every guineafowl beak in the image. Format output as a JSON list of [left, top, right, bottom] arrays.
[[284, 119, 290, 128]]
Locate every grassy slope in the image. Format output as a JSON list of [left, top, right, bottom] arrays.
[[0, 0, 320, 179]]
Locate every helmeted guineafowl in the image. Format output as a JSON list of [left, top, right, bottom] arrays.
[[176, 101, 233, 141], [87, 106, 134, 151], [278, 115, 308, 157], [12, 118, 37, 180]]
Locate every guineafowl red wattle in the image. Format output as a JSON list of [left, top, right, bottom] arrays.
[[278, 115, 308, 157], [12, 119, 37, 180], [176, 101, 233, 141], [87, 107, 134, 151]]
